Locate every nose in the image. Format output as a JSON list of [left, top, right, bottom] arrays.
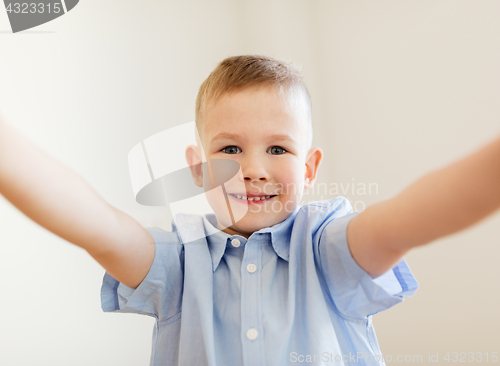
[[241, 155, 269, 182]]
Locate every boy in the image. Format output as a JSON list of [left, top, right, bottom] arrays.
[[0, 55, 499, 366]]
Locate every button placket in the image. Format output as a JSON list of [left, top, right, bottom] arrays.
[[240, 237, 266, 366]]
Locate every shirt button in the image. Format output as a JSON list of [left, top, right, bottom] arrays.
[[246, 263, 257, 273], [246, 328, 258, 340], [231, 239, 241, 247]]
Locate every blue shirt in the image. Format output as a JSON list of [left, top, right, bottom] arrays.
[[101, 196, 418, 366]]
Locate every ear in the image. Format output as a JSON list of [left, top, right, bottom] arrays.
[[185, 144, 204, 187], [304, 147, 323, 189]]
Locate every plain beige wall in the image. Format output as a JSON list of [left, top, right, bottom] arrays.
[[1, 1, 499, 365]]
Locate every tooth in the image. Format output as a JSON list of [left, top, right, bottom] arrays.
[[254, 197, 261, 201], [248, 197, 255, 201]]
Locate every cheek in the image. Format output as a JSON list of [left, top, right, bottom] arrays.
[[205, 187, 249, 227], [276, 165, 304, 195]]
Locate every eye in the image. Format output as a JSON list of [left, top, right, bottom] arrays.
[[268, 146, 287, 155], [221, 146, 241, 154]]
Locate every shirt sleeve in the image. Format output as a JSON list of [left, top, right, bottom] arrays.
[[100, 227, 184, 321], [317, 204, 418, 320]]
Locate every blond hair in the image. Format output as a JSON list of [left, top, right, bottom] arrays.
[[195, 55, 313, 150]]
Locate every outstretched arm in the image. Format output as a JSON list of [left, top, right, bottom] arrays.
[[0, 119, 154, 289], [347, 135, 500, 278]]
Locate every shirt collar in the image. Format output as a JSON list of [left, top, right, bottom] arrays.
[[202, 205, 301, 271], [202, 214, 231, 271]]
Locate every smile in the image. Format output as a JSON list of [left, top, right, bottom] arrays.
[[229, 194, 277, 204]]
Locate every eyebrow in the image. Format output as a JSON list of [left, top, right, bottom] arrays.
[[211, 132, 297, 144]]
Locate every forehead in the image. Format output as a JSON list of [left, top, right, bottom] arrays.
[[201, 86, 309, 144]]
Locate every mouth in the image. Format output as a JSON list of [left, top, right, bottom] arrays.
[[228, 193, 278, 204]]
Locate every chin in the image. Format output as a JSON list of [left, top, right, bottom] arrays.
[[238, 215, 280, 232]]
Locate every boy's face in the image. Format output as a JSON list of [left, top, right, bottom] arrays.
[[187, 86, 322, 238]]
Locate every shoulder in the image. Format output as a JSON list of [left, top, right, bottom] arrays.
[[144, 226, 184, 258], [295, 196, 354, 235], [145, 226, 182, 244]]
